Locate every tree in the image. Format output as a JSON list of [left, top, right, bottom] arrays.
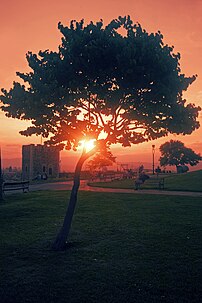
[[159, 140, 202, 171], [0, 16, 201, 250], [0, 148, 3, 201], [86, 151, 116, 174]]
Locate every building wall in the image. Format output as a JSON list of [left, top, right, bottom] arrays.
[[22, 144, 60, 180]]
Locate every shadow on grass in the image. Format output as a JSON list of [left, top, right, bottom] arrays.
[[0, 190, 202, 303]]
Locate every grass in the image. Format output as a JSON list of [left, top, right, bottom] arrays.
[[0, 190, 202, 303], [89, 170, 202, 192], [30, 176, 70, 184]]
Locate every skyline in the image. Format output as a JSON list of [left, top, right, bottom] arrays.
[[0, 0, 202, 170]]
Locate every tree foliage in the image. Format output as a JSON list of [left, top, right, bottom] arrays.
[[1, 16, 201, 250], [86, 151, 116, 172], [159, 140, 202, 167], [1, 16, 201, 152]]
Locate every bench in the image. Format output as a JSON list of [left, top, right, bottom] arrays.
[[146, 177, 165, 189], [103, 174, 122, 181], [3, 181, 30, 194], [91, 173, 123, 182], [134, 177, 165, 190]]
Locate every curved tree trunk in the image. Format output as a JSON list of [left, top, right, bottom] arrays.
[[0, 148, 3, 202], [52, 148, 96, 251]]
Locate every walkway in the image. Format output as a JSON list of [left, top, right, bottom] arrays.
[[30, 180, 202, 197]]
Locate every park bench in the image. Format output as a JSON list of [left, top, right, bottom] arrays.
[[100, 174, 121, 181], [91, 173, 123, 182], [134, 177, 165, 190], [145, 177, 165, 189], [3, 180, 30, 194]]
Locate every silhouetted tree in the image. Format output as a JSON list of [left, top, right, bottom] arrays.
[[87, 151, 116, 173], [0, 148, 3, 201], [1, 16, 201, 250], [159, 140, 201, 171]]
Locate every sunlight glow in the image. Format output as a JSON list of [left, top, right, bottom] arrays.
[[79, 139, 96, 152]]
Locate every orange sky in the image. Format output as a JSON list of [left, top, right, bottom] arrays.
[[0, 0, 202, 170]]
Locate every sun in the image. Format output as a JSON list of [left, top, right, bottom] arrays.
[[80, 139, 96, 152]]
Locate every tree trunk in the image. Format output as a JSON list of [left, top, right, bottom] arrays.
[[52, 148, 96, 251], [0, 148, 3, 202]]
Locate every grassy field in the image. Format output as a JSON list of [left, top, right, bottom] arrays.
[[89, 170, 202, 192], [0, 190, 202, 303]]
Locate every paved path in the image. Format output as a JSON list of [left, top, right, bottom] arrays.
[[30, 180, 202, 197]]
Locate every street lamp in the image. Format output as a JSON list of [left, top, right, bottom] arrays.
[[152, 144, 155, 175]]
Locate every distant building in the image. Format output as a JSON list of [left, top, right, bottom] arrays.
[[22, 144, 60, 180]]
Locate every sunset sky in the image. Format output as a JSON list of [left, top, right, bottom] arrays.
[[0, 0, 202, 170]]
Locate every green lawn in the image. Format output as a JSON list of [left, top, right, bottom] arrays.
[[0, 190, 201, 303], [89, 170, 202, 192]]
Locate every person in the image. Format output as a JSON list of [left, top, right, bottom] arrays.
[[155, 166, 161, 176], [134, 171, 150, 190]]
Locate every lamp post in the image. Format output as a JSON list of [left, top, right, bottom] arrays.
[[0, 147, 3, 201], [152, 144, 155, 175]]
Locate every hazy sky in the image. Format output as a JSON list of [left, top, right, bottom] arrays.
[[0, 0, 202, 167]]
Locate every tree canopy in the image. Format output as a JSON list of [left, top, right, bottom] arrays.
[[1, 16, 201, 152], [159, 140, 202, 168], [86, 151, 116, 172], [1, 16, 201, 250]]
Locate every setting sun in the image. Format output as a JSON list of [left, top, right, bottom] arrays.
[[79, 139, 96, 152], [0, 1, 202, 168]]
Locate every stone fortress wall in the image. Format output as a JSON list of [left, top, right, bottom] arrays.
[[22, 144, 60, 180]]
